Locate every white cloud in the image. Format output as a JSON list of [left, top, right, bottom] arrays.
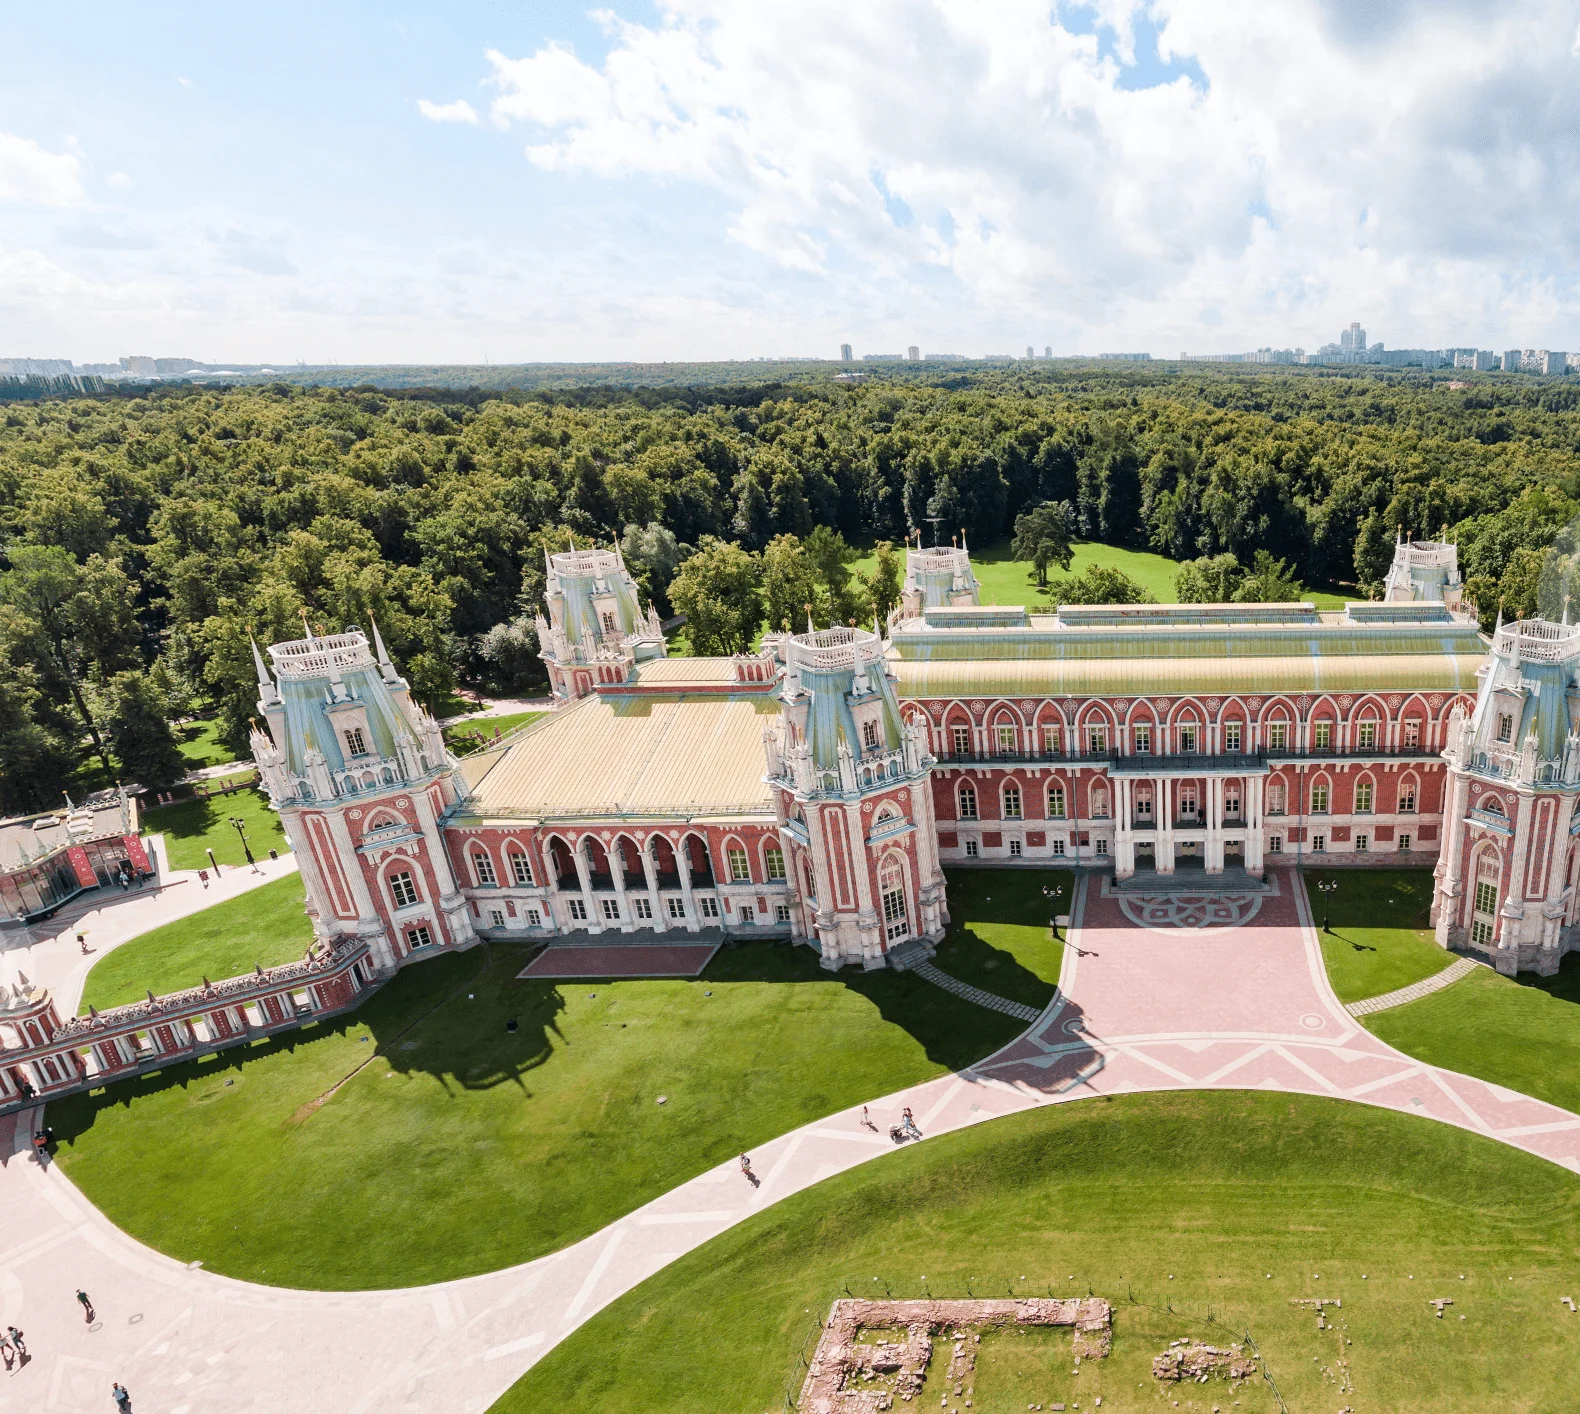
[[107, 171, 133, 190], [418, 98, 480, 125], [477, 0, 1580, 350], [0, 131, 84, 206]]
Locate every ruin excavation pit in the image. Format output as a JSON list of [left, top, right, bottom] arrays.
[[799, 1297, 1113, 1413]]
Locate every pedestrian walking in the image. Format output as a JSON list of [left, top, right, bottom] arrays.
[[739, 1151, 751, 1175], [198, 869, 210, 889], [77, 1288, 95, 1322], [860, 1104, 870, 1128], [77, 930, 89, 954], [7, 1326, 25, 1356], [112, 1381, 131, 1410]]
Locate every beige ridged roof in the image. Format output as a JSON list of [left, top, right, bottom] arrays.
[[455, 692, 778, 820], [890, 653, 1484, 699], [632, 657, 741, 685]]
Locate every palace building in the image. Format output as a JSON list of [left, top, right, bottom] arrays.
[[238, 536, 1572, 981]]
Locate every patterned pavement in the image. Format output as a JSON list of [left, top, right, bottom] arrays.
[[3, 865, 1578, 1413]]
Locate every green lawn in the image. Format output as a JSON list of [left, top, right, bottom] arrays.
[[931, 867, 1072, 1009], [141, 783, 290, 870], [1367, 952, 1580, 1116], [444, 710, 544, 755], [854, 538, 1350, 610], [79, 874, 313, 1012], [52, 938, 1028, 1289], [173, 718, 240, 771], [1305, 868, 1452, 1002], [494, 1090, 1580, 1414]]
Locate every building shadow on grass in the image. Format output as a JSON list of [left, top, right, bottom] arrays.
[[1516, 947, 1580, 1005]]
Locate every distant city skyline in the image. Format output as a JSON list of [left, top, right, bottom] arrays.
[[6, 3, 1580, 362]]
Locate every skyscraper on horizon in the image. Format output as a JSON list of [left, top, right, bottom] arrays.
[[840, 343, 852, 362]]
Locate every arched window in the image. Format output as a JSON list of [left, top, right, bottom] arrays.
[[1310, 778, 1331, 814], [1265, 714, 1291, 752], [1471, 851, 1500, 946], [472, 850, 497, 886], [344, 727, 368, 757], [949, 718, 972, 759], [1480, 795, 1505, 817], [1223, 783, 1242, 818], [726, 840, 752, 882], [1354, 778, 1374, 813], [1047, 783, 1067, 818], [1178, 784, 1199, 820], [1397, 777, 1417, 814], [1175, 717, 1200, 754], [1356, 715, 1380, 752], [507, 847, 534, 885], [1135, 785, 1153, 821], [1312, 716, 1335, 752], [764, 842, 786, 880], [387, 868, 420, 908], [879, 856, 909, 943], [958, 784, 978, 820], [1003, 784, 1022, 819], [862, 719, 879, 750], [1090, 784, 1110, 819], [1402, 717, 1423, 750]]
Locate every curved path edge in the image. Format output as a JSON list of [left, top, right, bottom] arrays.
[[4, 868, 1580, 1413]]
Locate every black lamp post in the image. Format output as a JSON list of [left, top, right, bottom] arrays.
[[1042, 882, 1065, 940], [229, 816, 256, 867], [1315, 878, 1338, 932]]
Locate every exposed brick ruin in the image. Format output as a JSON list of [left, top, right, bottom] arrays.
[[1151, 1337, 1259, 1384], [799, 1298, 1112, 1414]]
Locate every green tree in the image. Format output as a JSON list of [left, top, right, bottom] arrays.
[[1174, 552, 1243, 603], [668, 537, 764, 654], [619, 522, 687, 616], [1232, 550, 1305, 603], [805, 525, 867, 625], [762, 534, 821, 634], [1042, 565, 1154, 606], [863, 541, 903, 625], [0, 667, 77, 814], [1011, 500, 1076, 587], [102, 670, 184, 789], [1353, 511, 1395, 593]]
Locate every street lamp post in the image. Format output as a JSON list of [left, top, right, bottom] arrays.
[[1314, 877, 1339, 932], [229, 816, 256, 868], [1042, 883, 1065, 940]]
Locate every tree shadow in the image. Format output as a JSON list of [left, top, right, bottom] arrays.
[[1517, 947, 1580, 1005]]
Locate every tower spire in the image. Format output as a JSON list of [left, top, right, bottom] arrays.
[[251, 637, 272, 687], [370, 616, 393, 669]]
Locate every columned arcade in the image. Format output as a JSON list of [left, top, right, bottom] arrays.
[[1108, 756, 1268, 880]]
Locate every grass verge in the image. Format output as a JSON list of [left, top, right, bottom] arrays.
[[142, 783, 290, 870], [492, 1090, 1580, 1414], [1304, 867, 1449, 1002]]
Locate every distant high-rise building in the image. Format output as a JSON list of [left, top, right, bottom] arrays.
[[1339, 322, 1367, 352], [840, 343, 852, 362], [907, 345, 919, 361], [1473, 351, 1497, 371], [1542, 350, 1569, 376], [120, 355, 158, 376], [1044, 346, 1052, 358], [1026, 345, 1034, 359], [1502, 349, 1523, 372]]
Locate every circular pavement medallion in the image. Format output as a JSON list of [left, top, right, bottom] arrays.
[[1117, 891, 1265, 932], [1300, 1013, 1326, 1030]]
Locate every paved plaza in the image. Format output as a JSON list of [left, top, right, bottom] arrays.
[[4, 866, 1580, 1412]]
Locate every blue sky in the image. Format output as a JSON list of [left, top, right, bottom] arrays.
[[4, 1, 1580, 363]]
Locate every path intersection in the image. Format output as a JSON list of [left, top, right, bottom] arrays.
[[3, 866, 1579, 1412]]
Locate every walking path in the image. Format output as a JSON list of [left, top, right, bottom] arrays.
[[4, 866, 1580, 1414], [1345, 954, 1481, 1016], [911, 960, 1042, 1022]]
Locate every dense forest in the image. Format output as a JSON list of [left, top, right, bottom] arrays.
[[4, 363, 1580, 814]]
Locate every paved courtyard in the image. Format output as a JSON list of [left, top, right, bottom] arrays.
[[3, 866, 1579, 1412]]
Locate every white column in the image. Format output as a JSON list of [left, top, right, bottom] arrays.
[[609, 838, 633, 932], [1433, 769, 1471, 945], [640, 841, 665, 933], [675, 835, 699, 933], [1246, 776, 1265, 878], [1157, 777, 1175, 874], [1114, 776, 1135, 880], [1205, 777, 1222, 874], [571, 839, 597, 932]]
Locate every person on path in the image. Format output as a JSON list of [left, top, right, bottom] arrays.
[[77, 931, 89, 954], [77, 1289, 95, 1322], [860, 1104, 870, 1128], [739, 1151, 751, 1176], [7, 1326, 25, 1357], [112, 1381, 131, 1410], [0, 1334, 14, 1370], [198, 869, 210, 889]]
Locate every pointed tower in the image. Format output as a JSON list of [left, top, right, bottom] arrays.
[[251, 627, 475, 974], [765, 625, 947, 969], [899, 542, 980, 618], [535, 546, 665, 702]]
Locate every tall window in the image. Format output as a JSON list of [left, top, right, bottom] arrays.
[[952, 725, 972, 758], [1178, 724, 1198, 753], [1047, 783, 1066, 819], [1310, 783, 1330, 814], [996, 724, 1017, 756], [1224, 786, 1241, 818], [1403, 719, 1421, 749], [601, 611, 616, 632], [862, 719, 879, 749], [1472, 858, 1499, 946], [1091, 785, 1110, 819], [1178, 785, 1199, 819], [509, 851, 534, 885], [765, 843, 786, 880], [879, 857, 908, 942], [1497, 712, 1514, 743], [1043, 724, 1063, 756], [472, 851, 497, 885], [1355, 781, 1374, 813], [1136, 789, 1153, 820], [1398, 781, 1417, 813], [958, 784, 978, 820], [388, 870, 419, 908], [1267, 782, 1287, 814], [727, 846, 751, 881], [569, 898, 588, 921], [1224, 722, 1242, 752], [1357, 720, 1378, 751], [344, 727, 368, 757], [1313, 721, 1332, 751], [1050, 837, 1066, 856], [1086, 724, 1108, 755], [1133, 725, 1152, 754], [1267, 721, 1288, 751], [1003, 784, 1022, 819]]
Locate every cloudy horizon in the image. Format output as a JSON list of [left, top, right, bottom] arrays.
[[5, 0, 1580, 365]]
